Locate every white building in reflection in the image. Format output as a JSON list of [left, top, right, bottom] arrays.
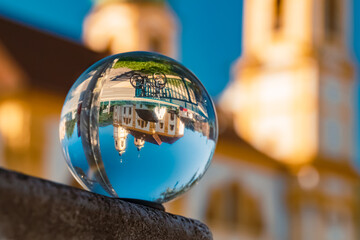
[[112, 103, 185, 155]]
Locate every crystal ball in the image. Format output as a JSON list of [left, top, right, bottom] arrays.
[[59, 52, 218, 203]]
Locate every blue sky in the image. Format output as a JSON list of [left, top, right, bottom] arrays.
[[62, 121, 215, 201], [97, 125, 215, 201]]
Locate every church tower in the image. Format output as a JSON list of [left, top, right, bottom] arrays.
[[83, 0, 178, 58], [219, 1, 359, 239], [222, 0, 355, 167], [114, 125, 128, 155]]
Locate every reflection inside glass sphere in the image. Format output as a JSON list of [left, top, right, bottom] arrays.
[[60, 52, 217, 203]]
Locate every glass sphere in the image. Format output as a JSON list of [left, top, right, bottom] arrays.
[[59, 52, 218, 203]]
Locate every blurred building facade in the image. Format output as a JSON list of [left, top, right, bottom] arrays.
[[167, 0, 360, 240], [0, 17, 103, 183]]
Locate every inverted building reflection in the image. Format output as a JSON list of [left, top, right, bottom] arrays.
[[110, 101, 212, 156]]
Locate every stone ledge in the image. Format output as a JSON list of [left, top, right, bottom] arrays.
[[0, 168, 212, 240]]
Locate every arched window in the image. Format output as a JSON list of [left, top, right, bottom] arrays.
[[325, 0, 340, 41], [205, 182, 264, 236], [273, 0, 283, 31]]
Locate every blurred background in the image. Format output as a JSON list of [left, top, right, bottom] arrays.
[[0, 0, 359, 239]]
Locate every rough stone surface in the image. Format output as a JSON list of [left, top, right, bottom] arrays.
[[0, 168, 212, 240]]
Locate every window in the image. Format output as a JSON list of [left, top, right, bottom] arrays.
[[160, 122, 164, 129], [170, 113, 175, 121], [124, 108, 126, 114], [205, 182, 264, 235], [129, 108, 132, 115], [325, 0, 339, 41], [170, 125, 174, 131], [273, 0, 283, 31], [149, 36, 162, 53]]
